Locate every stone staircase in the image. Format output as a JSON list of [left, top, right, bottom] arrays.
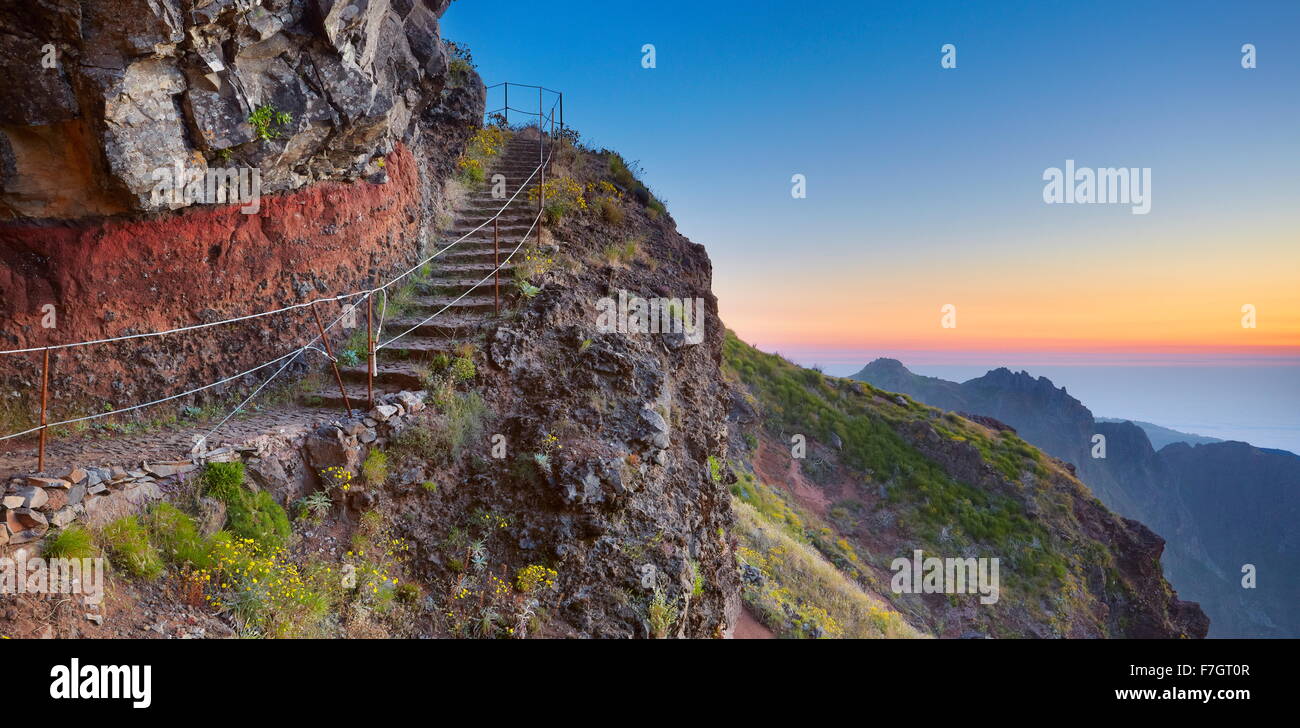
[[300, 133, 546, 411]]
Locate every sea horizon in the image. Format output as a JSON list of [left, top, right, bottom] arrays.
[[767, 349, 1300, 455]]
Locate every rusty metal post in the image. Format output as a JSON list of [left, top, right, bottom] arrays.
[[366, 294, 374, 409], [494, 217, 500, 316], [559, 92, 564, 136], [311, 303, 353, 415], [538, 88, 545, 227], [37, 347, 49, 472], [504, 83, 509, 126]]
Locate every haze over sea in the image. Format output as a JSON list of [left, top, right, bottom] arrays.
[[803, 355, 1300, 454]]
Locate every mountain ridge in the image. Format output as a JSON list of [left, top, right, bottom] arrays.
[[851, 357, 1299, 637]]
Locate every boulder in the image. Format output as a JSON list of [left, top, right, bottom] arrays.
[[13, 507, 47, 529], [49, 507, 79, 529], [26, 476, 70, 490], [82, 494, 134, 529], [304, 424, 362, 475], [11, 486, 48, 510], [42, 489, 69, 512], [145, 461, 197, 478]]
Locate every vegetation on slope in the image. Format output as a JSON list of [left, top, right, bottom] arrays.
[[723, 331, 1196, 638]]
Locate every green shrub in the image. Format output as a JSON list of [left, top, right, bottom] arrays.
[[226, 489, 292, 549], [43, 525, 96, 560], [296, 491, 332, 522], [248, 104, 292, 141], [595, 195, 625, 225], [603, 239, 639, 266], [707, 455, 724, 483], [100, 516, 163, 580], [203, 461, 246, 503], [362, 449, 388, 487], [647, 589, 678, 638], [449, 355, 476, 381], [145, 502, 212, 567]]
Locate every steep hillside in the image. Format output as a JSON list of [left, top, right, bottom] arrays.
[[731, 340, 1206, 638], [854, 359, 1298, 637], [1, 127, 739, 639]]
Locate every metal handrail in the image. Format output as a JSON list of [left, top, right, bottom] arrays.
[[3, 82, 569, 467], [487, 81, 563, 136]]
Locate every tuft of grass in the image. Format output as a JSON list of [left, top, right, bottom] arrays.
[[602, 238, 640, 267], [43, 525, 97, 560], [226, 489, 292, 550], [647, 589, 678, 639], [100, 516, 164, 580], [145, 502, 213, 568], [392, 389, 487, 468], [595, 195, 624, 225], [362, 449, 388, 487], [203, 461, 246, 503]]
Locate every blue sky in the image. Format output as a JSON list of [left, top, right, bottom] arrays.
[[442, 1, 1298, 345], [442, 0, 1300, 449]]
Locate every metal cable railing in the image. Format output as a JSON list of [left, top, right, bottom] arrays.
[[0, 82, 565, 468]]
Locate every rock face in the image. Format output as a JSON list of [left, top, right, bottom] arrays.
[[0, 0, 485, 413], [0, 0, 458, 217]]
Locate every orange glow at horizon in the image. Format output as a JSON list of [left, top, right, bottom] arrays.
[[715, 229, 1300, 359]]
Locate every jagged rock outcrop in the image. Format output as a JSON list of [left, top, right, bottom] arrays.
[[0, 0, 462, 218], [0, 0, 485, 420]]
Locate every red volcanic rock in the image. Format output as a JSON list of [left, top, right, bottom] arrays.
[[0, 144, 422, 417]]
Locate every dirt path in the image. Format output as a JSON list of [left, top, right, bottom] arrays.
[[734, 606, 776, 639], [0, 404, 343, 476]]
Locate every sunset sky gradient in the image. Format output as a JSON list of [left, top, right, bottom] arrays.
[[444, 0, 1300, 447]]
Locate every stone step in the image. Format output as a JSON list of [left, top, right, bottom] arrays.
[[406, 294, 499, 311], [376, 314, 489, 337], [432, 261, 517, 276], [376, 336, 474, 360], [298, 385, 397, 412], [448, 222, 533, 235], [458, 205, 536, 217], [436, 248, 510, 264], [338, 361, 427, 389], [415, 277, 498, 295]]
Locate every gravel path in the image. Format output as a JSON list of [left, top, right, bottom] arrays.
[[0, 404, 348, 476]]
